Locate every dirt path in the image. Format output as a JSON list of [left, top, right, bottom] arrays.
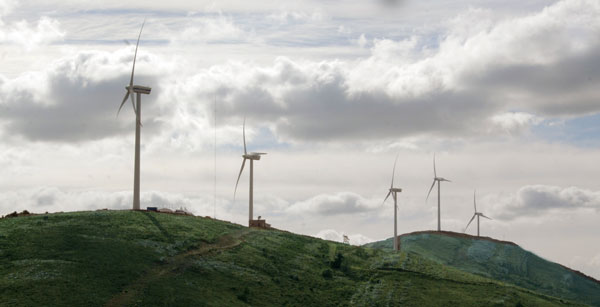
[[104, 229, 252, 307]]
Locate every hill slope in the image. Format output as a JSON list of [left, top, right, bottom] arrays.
[[0, 211, 590, 306], [365, 231, 600, 306]]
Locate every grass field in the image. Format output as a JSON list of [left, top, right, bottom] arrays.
[[0, 210, 593, 306], [366, 231, 600, 306]]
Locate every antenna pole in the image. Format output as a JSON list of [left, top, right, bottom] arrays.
[[437, 181, 441, 231], [133, 92, 141, 210], [213, 95, 217, 219], [249, 159, 254, 226]]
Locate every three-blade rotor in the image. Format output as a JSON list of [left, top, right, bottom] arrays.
[[464, 190, 492, 232], [234, 119, 267, 200], [117, 20, 145, 118], [383, 153, 400, 204], [427, 154, 451, 201]]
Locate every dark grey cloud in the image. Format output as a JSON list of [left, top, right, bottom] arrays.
[[287, 192, 379, 216], [465, 45, 600, 117], [489, 185, 600, 220], [208, 61, 498, 142], [0, 52, 164, 143]]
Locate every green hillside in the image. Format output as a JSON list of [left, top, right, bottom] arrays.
[[0, 211, 590, 306], [366, 231, 600, 306]]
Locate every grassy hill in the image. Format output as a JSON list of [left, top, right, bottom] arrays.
[[0, 210, 592, 306], [365, 231, 600, 306]]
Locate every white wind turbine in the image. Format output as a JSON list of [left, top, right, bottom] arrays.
[[117, 20, 151, 211], [426, 154, 450, 231], [234, 119, 267, 226], [383, 154, 402, 251], [464, 190, 492, 237]]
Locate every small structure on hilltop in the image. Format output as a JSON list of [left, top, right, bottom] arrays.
[[249, 216, 271, 229], [343, 234, 350, 245], [174, 209, 194, 216], [3, 210, 33, 218]]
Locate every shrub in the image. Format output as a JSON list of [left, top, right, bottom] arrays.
[[331, 252, 344, 269]]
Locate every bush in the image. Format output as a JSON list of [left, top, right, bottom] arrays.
[[331, 252, 344, 269], [322, 269, 333, 279], [237, 287, 250, 303]]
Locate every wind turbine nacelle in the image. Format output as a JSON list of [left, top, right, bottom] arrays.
[[390, 188, 403, 193], [126, 85, 152, 95], [243, 153, 264, 160]]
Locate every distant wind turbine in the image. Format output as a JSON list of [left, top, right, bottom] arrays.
[[117, 20, 151, 211], [426, 154, 450, 231], [383, 154, 402, 251], [234, 119, 267, 226], [464, 190, 492, 237]]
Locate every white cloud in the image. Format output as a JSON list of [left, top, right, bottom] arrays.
[[0, 187, 237, 221], [569, 253, 600, 281], [0, 5, 64, 51], [490, 112, 542, 135], [266, 10, 324, 24], [314, 229, 374, 246], [173, 15, 250, 44], [2, 0, 599, 146]]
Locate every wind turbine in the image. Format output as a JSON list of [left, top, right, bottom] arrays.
[[117, 20, 151, 211], [426, 154, 450, 231], [464, 190, 492, 237], [234, 119, 267, 226], [383, 154, 402, 251]]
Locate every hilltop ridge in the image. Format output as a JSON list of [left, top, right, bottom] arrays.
[[0, 210, 594, 306], [366, 230, 600, 306]]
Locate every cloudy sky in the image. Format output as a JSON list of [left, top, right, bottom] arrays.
[[1, 0, 600, 278]]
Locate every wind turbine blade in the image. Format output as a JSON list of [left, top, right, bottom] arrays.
[[433, 153, 437, 178], [481, 214, 492, 220], [233, 158, 246, 200], [391, 153, 399, 188], [117, 92, 130, 117], [474, 190, 477, 213], [129, 19, 145, 87], [465, 214, 476, 231], [383, 190, 392, 204], [129, 89, 136, 114], [426, 180, 436, 201], [242, 117, 247, 155]]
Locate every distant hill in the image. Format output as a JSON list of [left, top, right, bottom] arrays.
[[365, 231, 600, 306], [0, 211, 592, 306]]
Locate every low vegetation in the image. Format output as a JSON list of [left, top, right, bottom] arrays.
[[366, 231, 600, 306], [0, 211, 594, 306]]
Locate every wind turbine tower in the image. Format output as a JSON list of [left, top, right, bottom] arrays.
[[383, 154, 402, 251], [234, 119, 267, 226], [426, 154, 450, 231], [117, 21, 151, 210], [464, 190, 492, 237]]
